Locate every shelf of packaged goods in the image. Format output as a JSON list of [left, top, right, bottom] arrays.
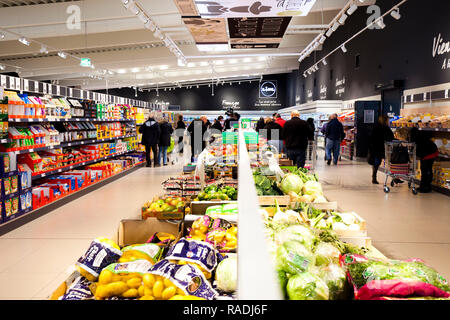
[[391, 126, 450, 133], [0, 160, 145, 235], [437, 153, 450, 159], [31, 149, 137, 180], [0, 138, 10, 144], [5, 134, 137, 155], [8, 118, 137, 123]]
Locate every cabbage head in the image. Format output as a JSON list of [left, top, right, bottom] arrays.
[[286, 272, 329, 300], [314, 242, 341, 266], [215, 256, 237, 293], [274, 224, 317, 250], [275, 241, 315, 275], [302, 180, 323, 197], [318, 264, 348, 300], [280, 173, 304, 195]]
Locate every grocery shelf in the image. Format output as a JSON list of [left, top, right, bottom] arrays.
[[0, 160, 145, 236], [6, 134, 137, 155], [391, 126, 450, 132], [8, 117, 136, 123], [31, 149, 137, 180]]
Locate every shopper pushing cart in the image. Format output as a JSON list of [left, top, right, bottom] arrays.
[[383, 140, 417, 194]]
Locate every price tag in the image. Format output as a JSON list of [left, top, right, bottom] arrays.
[[58, 169, 62, 172], [70, 166, 73, 169], [68, 143, 72, 146], [38, 118, 43, 122], [29, 149, 34, 152], [82, 162, 85, 165], [81, 141, 84, 144], [41, 173, 46, 177], [435, 128, 439, 131]]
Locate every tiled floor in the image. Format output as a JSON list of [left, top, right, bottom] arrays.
[[0, 155, 449, 300]]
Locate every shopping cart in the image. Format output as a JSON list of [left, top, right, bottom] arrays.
[[383, 141, 417, 194], [305, 136, 318, 171]]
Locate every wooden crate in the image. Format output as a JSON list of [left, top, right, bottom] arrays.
[[290, 201, 339, 211], [258, 195, 291, 206], [338, 236, 372, 248]]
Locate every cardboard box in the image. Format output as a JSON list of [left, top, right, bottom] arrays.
[[118, 218, 183, 247], [190, 200, 237, 215], [49, 218, 183, 300]]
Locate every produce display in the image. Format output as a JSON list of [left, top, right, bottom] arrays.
[[193, 184, 237, 201], [142, 196, 187, 219]]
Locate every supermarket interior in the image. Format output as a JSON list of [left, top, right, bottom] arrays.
[[0, 0, 449, 302]]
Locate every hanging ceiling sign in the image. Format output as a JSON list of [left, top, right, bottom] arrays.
[[228, 16, 291, 48], [194, 0, 316, 18], [183, 17, 228, 44], [174, 0, 199, 16]]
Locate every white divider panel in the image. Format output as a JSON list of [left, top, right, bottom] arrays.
[[237, 129, 282, 300]]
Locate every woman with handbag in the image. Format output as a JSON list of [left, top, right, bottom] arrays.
[[368, 115, 394, 184]]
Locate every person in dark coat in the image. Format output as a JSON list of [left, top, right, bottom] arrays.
[[255, 117, 265, 132], [211, 116, 224, 132], [158, 119, 174, 166], [325, 114, 345, 165], [410, 127, 439, 193], [187, 116, 208, 161], [306, 118, 316, 140], [139, 115, 161, 167], [263, 118, 283, 153], [175, 114, 186, 154], [368, 115, 395, 184], [281, 110, 312, 168]]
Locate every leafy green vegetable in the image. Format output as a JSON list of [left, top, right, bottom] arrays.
[[318, 230, 369, 255], [274, 224, 317, 250], [286, 272, 329, 300], [279, 173, 304, 195], [253, 171, 283, 196], [317, 264, 348, 300], [276, 241, 315, 275], [314, 242, 341, 266]]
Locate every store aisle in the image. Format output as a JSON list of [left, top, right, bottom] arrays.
[[0, 165, 182, 300], [315, 155, 450, 281]]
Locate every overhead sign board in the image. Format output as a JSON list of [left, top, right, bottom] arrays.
[[194, 0, 316, 18]]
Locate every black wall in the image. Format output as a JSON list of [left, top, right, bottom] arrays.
[[100, 73, 291, 111], [298, 0, 450, 104]]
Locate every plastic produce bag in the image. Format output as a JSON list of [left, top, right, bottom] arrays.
[[286, 272, 329, 300], [276, 241, 315, 275], [75, 237, 122, 281], [274, 224, 317, 250], [118, 243, 162, 264], [148, 259, 218, 300], [314, 242, 341, 266], [341, 254, 450, 300], [59, 276, 94, 300], [317, 264, 348, 300], [215, 256, 237, 293]]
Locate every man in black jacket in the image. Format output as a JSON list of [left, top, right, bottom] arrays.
[[139, 115, 161, 167], [211, 116, 224, 131], [325, 114, 345, 165], [281, 111, 312, 168], [187, 116, 208, 161]]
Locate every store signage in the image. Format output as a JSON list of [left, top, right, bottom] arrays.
[[222, 99, 240, 108], [432, 33, 450, 70], [255, 99, 281, 107], [335, 77, 345, 97], [194, 0, 316, 18], [259, 81, 277, 98], [319, 84, 327, 99], [80, 58, 92, 68]]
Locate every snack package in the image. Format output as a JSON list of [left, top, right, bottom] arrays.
[[341, 254, 450, 300], [11, 196, 19, 215], [59, 276, 94, 300], [92, 259, 153, 300], [10, 175, 18, 193], [118, 243, 162, 264], [4, 199, 11, 217], [165, 238, 219, 279], [148, 259, 218, 300], [76, 237, 123, 281], [3, 178, 11, 195]]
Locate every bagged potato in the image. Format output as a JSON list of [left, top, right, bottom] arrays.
[[59, 276, 94, 300], [76, 237, 122, 281], [118, 243, 162, 264], [93, 260, 153, 300], [146, 259, 218, 300], [165, 238, 219, 279]]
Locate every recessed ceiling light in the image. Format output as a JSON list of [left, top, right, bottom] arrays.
[[196, 43, 229, 52], [131, 67, 140, 73], [117, 69, 127, 74], [159, 65, 169, 70]]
